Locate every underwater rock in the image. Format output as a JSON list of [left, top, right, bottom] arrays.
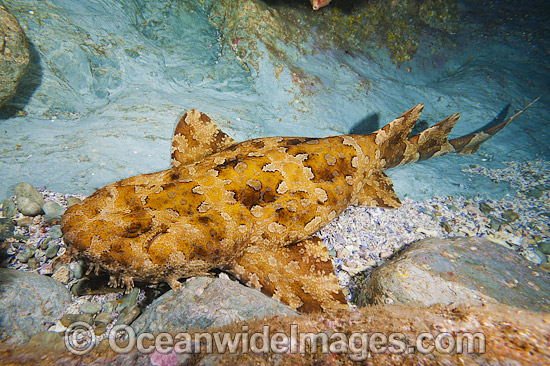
[[1, 303, 548, 365], [358, 237, 550, 312], [79, 301, 102, 314], [42, 201, 65, 223], [0, 4, 29, 107], [15, 182, 44, 216], [0, 268, 71, 344], [539, 240, 550, 255], [26, 331, 65, 353], [131, 277, 297, 335], [48, 225, 62, 239], [0, 217, 14, 241], [1, 199, 16, 219], [65, 196, 81, 208], [15, 246, 34, 262]]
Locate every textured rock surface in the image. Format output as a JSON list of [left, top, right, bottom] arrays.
[[131, 276, 297, 334], [0, 268, 71, 344], [14, 182, 44, 216], [0, 4, 29, 106], [1, 303, 549, 365], [358, 237, 550, 312]]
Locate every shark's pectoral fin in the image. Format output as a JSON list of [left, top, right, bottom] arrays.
[[227, 237, 348, 314], [171, 109, 237, 168], [356, 171, 401, 208]]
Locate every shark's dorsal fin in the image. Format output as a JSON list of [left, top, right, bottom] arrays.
[[356, 171, 401, 208], [171, 109, 237, 168], [227, 237, 348, 314]]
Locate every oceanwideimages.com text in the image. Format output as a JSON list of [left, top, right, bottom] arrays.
[[65, 322, 486, 360]]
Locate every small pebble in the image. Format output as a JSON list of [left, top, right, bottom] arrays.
[[502, 210, 519, 224], [70, 278, 89, 297], [94, 312, 113, 325], [117, 288, 140, 312], [49, 225, 63, 239], [16, 217, 33, 227], [522, 250, 545, 265], [70, 260, 85, 279], [102, 301, 114, 313], [52, 265, 71, 284], [528, 188, 543, 199], [16, 247, 35, 263], [538, 241, 550, 255], [95, 324, 107, 336], [39, 237, 51, 250], [34, 249, 46, 259], [80, 301, 102, 314], [1, 199, 16, 219], [45, 243, 61, 259], [60, 313, 93, 327], [66, 196, 81, 207], [115, 305, 141, 326], [42, 201, 64, 216]]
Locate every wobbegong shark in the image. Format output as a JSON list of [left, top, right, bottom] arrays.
[[61, 99, 538, 313]]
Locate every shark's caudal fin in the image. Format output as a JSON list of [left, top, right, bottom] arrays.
[[449, 96, 540, 155], [379, 97, 539, 170], [171, 109, 237, 168]]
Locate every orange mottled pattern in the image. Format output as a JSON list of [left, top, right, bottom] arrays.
[[62, 102, 527, 313]]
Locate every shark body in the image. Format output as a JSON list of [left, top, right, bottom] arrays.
[[61, 100, 536, 313]]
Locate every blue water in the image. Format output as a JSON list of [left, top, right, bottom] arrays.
[[1, 0, 548, 200]]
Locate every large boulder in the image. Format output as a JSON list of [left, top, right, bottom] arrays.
[[0, 268, 71, 344], [131, 276, 297, 335], [0, 4, 29, 107], [357, 237, 550, 312]]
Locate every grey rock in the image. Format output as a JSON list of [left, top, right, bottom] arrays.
[[15, 246, 35, 262], [60, 313, 93, 327], [0, 5, 30, 107], [522, 249, 546, 265], [116, 287, 140, 312], [39, 237, 51, 250], [0, 268, 71, 344], [70, 278, 88, 296], [94, 312, 113, 325], [44, 243, 60, 259], [42, 201, 64, 216], [131, 277, 297, 335], [48, 225, 63, 239], [102, 301, 114, 313], [1, 199, 16, 219], [16, 197, 42, 217], [65, 196, 82, 207], [80, 301, 102, 314], [528, 188, 543, 198], [357, 237, 550, 312], [116, 305, 140, 326], [42, 201, 65, 223], [16, 217, 32, 227], [69, 260, 85, 279], [51, 265, 71, 284], [15, 183, 44, 216], [538, 240, 550, 255], [0, 217, 14, 241], [27, 331, 66, 352]]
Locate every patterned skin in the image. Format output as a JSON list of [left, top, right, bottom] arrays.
[[61, 100, 537, 313]]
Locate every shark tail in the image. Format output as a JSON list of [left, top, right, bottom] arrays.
[[449, 96, 540, 155], [378, 97, 539, 170]]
